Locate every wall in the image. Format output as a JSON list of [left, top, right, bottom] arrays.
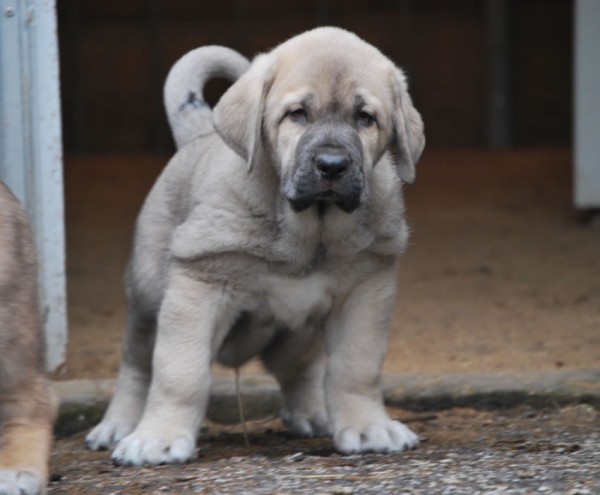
[[57, 0, 573, 153]]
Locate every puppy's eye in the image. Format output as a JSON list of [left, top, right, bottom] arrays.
[[357, 111, 375, 128], [288, 108, 308, 124]]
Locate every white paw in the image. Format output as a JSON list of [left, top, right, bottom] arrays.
[[0, 470, 44, 495], [85, 420, 136, 451], [282, 407, 329, 437], [111, 430, 195, 466], [334, 421, 419, 455]]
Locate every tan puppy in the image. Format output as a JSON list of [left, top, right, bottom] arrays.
[[0, 181, 56, 495], [86, 27, 425, 466]]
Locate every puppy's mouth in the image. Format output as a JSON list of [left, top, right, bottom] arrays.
[[287, 122, 365, 215], [287, 189, 361, 214]]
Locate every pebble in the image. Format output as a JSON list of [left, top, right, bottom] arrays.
[[330, 487, 354, 494]]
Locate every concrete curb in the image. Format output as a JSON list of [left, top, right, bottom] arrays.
[[382, 369, 600, 410], [53, 369, 600, 436]]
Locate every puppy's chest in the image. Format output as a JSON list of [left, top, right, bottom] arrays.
[[261, 271, 336, 329], [274, 206, 376, 265]]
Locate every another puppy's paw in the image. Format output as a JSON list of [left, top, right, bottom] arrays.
[[0, 469, 44, 495], [85, 420, 136, 451], [111, 430, 195, 466], [334, 421, 419, 455], [282, 407, 329, 437]]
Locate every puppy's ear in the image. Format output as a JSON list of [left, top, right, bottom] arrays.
[[390, 68, 425, 185], [213, 54, 274, 173]]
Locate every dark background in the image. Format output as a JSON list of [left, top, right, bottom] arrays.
[[57, 0, 600, 382], [57, 0, 573, 154]]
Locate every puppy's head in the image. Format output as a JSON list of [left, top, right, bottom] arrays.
[[214, 27, 425, 214]]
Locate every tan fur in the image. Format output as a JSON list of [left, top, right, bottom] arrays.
[[0, 181, 56, 495], [0, 424, 53, 480], [86, 27, 425, 466]]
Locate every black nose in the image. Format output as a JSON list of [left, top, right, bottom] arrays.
[[315, 152, 349, 179]]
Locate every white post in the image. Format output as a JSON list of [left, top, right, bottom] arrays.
[[574, 0, 600, 210], [0, 0, 67, 372], [486, 0, 514, 148]]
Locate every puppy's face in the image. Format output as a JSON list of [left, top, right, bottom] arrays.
[[214, 28, 425, 214], [265, 55, 386, 213]]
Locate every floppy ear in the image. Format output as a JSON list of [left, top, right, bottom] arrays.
[[390, 68, 425, 185], [213, 54, 274, 173]]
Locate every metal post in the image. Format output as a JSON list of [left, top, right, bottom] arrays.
[[315, 0, 328, 26], [486, 0, 514, 148], [397, 0, 414, 76], [0, 0, 67, 373], [232, 0, 248, 56], [148, 0, 170, 151], [62, 0, 86, 153], [574, 0, 600, 210]]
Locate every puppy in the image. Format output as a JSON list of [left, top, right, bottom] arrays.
[[0, 181, 56, 495], [86, 27, 425, 466]]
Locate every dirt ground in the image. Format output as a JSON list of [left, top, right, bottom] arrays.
[[49, 405, 600, 494], [60, 148, 600, 379]]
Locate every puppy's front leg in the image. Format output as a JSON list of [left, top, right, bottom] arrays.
[[325, 265, 419, 455], [111, 264, 231, 466]]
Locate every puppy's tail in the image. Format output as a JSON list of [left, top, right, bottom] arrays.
[[164, 46, 250, 149]]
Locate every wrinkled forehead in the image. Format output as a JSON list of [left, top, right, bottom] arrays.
[[268, 49, 392, 115]]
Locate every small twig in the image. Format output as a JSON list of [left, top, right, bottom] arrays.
[[401, 414, 438, 423], [235, 368, 249, 447], [296, 474, 347, 480], [297, 473, 400, 481], [258, 415, 278, 424]]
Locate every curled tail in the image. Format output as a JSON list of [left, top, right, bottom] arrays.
[[164, 46, 250, 149]]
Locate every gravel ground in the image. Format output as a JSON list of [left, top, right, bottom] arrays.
[[49, 405, 600, 494]]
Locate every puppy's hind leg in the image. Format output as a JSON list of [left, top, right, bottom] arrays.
[[86, 306, 155, 451], [262, 326, 329, 438]]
